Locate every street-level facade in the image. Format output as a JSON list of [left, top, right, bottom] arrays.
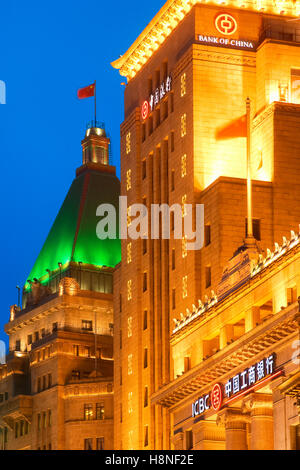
[[112, 0, 300, 450]]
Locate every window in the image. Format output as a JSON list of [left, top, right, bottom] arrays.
[[27, 334, 32, 345], [34, 331, 39, 342], [37, 414, 41, 431], [181, 114, 187, 137], [42, 375, 46, 390], [37, 377, 41, 393], [142, 159, 146, 179], [20, 420, 24, 437], [142, 123, 146, 142], [128, 317, 133, 338], [184, 356, 191, 373], [15, 340, 21, 351], [84, 404, 93, 421], [205, 224, 211, 246], [96, 437, 104, 450], [84, 346, 91, 358], [181, 73, 186, 97], [149, 115, 153, 135], [126, 132, 131, 154], [182, 276, 188, 299], [15, 422, 19, 439], [155, 107, 161, 127], [172, 249, 176, 270], [144, 348, 148, 368], [143, 272, 148, 292], [172, 289, 176, 310], [245, 218, 261, 241], [82, 320, 93, 331], [71, 370, 80, 380], [84, 438, 93, 451], [41, 328, 45, 338], [143, 310, 148, 330], [144, 387, 148, 407], [96, 403, 105, 420], [291, 69, 300, 104], [52, 322, 58, 332], [162, 99, 168, 120], [127, 243, 132, 264], [181, 154, 187, 177], [48, 374, 52, 388], [73, 345, 79, 356], [170, 92, 174, 113], [171, 169, 175, 192], [126, 169, 132, 191], [205, 266, 212, 289], [144, 425, 149, 447], [120, 403, 123, 423]]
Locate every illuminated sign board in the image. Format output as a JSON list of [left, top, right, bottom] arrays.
[[192, 353, 279, 417], [141, 75, 172, 121], [198, 13, 256, 51]]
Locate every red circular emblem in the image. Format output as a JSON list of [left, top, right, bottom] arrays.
[[211, 383, 223, 411], [141, 100, 149, 121], [215, 14, 237, 36]]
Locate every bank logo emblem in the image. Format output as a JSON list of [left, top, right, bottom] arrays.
[[211, 383, 223, 411], [141, 100, 149, 121], [215, 14, 237, 36]]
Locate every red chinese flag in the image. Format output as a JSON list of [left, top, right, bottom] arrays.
[[215, 114, 247, 140], [77, 83, 95, 99]]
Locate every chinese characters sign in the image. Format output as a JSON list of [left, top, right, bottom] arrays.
[[225, 354, 275, 400], [141, 75, 172, 121], [192, 353, 277, 418]]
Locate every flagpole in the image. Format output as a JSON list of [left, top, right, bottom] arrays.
[[94, 80, 97, 127], [246, 97, 253, 239]]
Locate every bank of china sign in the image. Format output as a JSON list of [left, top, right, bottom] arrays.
[[192, 353, 281, 418], [198, 13, 256, 51]]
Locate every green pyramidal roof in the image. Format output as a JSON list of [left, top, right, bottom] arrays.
[[25, 167, 121, 290]]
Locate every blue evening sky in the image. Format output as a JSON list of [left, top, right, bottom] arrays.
[[0, 0, 165, 346]]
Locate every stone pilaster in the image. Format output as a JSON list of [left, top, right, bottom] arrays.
[[217, 408, 250, 450], [242, 393, 274, 450]]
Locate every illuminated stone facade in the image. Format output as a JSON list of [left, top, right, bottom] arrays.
[[113, 0, 300, 450]]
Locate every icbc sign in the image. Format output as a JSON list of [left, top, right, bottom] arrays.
[[215, 13, 237, 36], [192, 383, 223, 417], [211, 383, 223, 411], [141, 100, 149, 121]]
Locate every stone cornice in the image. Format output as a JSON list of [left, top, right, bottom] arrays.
[[111, 0, 299, 81]]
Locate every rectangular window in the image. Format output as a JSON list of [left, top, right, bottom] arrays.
[[155, 107, 161, 127], [205, 224, 211, 246], [205, 266, 212, 288], [148, 115, 153, 135], [184, 356, 191, 373], [185, 430, 193, 450], [41, 328, 45, 338], [43, 412, 47, 428], [143, 238, 147, 255], [73, 345, 79, 356], [27, 334, 32, 345], [37, 377, 41, 393], [42, 375, 46, 390], [142, 159, 146, 179], [144, 425, 149, 447], [48, 409, 52, 427], [96, 403, 105, 420], [48, 374, 52, 388], [143, 272, 148, 292], [172, 249, 176, 270], [170, 131, 175, 152], [84, 438, 93, 451], [144, 349, 148, 368], [171, 169, 175, 192], [84, 346, 91, 358], [84, 404, 93, 421], [96, 437, 104, 451], [52, 322, 58, 332], [15, 422, 19, 439], [172, 289, 176, 310], [34, 331, 39, 342], [82, 320, 93, 331], [15, 340, 20, 351], [144, 387, 148, 407], [143, 310, 148, 330], [37, 414, 41, 431], [291, 69, 300, 104]]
